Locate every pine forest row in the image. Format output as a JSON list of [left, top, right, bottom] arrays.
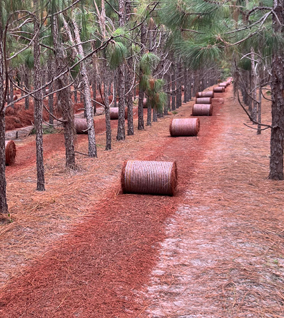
[[0, 0, 284, 214]]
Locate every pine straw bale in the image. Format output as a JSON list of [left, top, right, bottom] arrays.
[[192, 104, 213, 116], [74, 118, 95, 134], [110, 107, 128, 120], [5, 140, 16, 165], [143, 98, 148, 108], [195, 97, 212, 104], [213, 86, 225, 93], [196, 91, 214, 98], [169, 118, 200, 137], [121, 160, 177, 196], [219, 82, 229, 87]]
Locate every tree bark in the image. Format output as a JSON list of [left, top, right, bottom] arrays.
[[73, 20, 97, 157], [171, 63, 176, 110], [269, 1, 284, 180], [33, 8, 45, 191], [52, 15, 76, 169]]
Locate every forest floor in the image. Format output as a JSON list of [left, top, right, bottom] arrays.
[[0, 84, 284, 317]]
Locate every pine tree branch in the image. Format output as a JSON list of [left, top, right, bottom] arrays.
[[237, 90, 271, 129]]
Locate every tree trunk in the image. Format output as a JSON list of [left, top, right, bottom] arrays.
[[176, 61, 182, 108], [171, 62, 176, 110], [126, 56, 134, 136], [116, 64, 126, 140], [73, 21, 97, 157], [47, 58, 54, 125], [24, 68, 29, 110], [147, 100, 151, 126], [33, 9, 45, 191], [0, 13, 8, 214], [138, 22, 146, 130], [103, 74, 112, 150], [183, 64, 187, 103], [52, 15, 76, 169], [269, 1, 284, 180]]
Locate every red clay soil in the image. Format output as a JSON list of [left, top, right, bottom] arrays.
[[1, 86, 284, 317]]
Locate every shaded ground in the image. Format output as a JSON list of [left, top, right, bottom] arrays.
[[1, 85, 284, 317]]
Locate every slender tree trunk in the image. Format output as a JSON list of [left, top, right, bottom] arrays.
[[257, 82, 262, 135], [183, 64, 187, 103], [171, 63, 176, 110], [103, 73, 112, 150], [153, 107, 157, 122], [147, 100, 151, 126], [33, 10, 45, 191], [269, 1, 284, 180], [0, 12, 8, 213], [53, 15, 76, 169], [73, 21, 97, 157], [47, 58, 54, 125], [138, 22, 146, 130], [126, 56, 134, 135], [24, 68, 29, 109], [251, 48, 257, 122], [117, 64, 126, 140], [176, 61, 182, 108]]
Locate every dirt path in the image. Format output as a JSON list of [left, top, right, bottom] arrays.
[[1, 86, 284, 317]]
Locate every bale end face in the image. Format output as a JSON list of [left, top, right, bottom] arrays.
[[5, 140, 16, 165], [121, 160, 178, 196]]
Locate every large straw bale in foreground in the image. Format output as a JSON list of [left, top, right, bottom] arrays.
[[121, 160, 177, 196], [170, 118, 200, 136]]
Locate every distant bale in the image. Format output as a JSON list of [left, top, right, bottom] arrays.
[[110, 107, 128, 120], [74, 118, 95, 134], [74, 118, 88, 134], [5, 140, 16, 165], [121, 160, 177, 196], [192, 104, 213, 116], [196, 91, 214, 98], [170, 118, 200, 137], [213, 87, 225, 93], [219, 82, 229, 88], [195, 97, 212, 104], [143, 98, 148, 108]]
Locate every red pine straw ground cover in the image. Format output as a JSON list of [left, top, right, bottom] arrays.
[[0, 85, 284, 317]]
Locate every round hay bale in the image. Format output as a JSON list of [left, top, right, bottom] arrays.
[[213, 87, 225, 93], [143, 98, 148, 108], [195, 97, 212, 104], [74, 118, 89, 134], [169, 118, 200, 137], [121, 160, 177, 196], [219, 82, 228, 87], [196, 91, 214, 98], [5, 140, 16, 165], [192, 104, 213, 116], [110, 107, 128, 120]]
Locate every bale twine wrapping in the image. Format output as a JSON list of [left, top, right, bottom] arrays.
[[121, 160, 177, 196], [5, 140, 16, 165], [213, 86, 225, 93], [192, 104, 213, 116], [196, 91, 214, 98], [110, 107, 128, 120], [169, 118, 200, 137], [195, 97, 212, 104], [74, 118, 88, 134]]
